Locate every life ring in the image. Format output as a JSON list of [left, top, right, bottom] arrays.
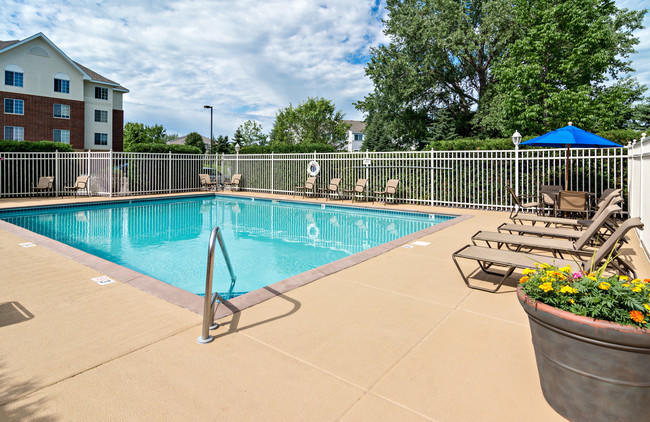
[[307, 160, 320, 177], [307, 223, 320, 240]]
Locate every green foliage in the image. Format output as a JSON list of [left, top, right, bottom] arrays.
[[184, 132, 206, 153], [429, 137, 517, 151], [626, 102, 650, 131], [212, 135, 234, 154], [357, 0, 517, 149], [520, 264, 650, 328], [126, 143, 202, 154], [235, 120, 268, 146], [270, 97, 348, 149], [493, 0, 646, 135], [0, 140, 74, 152], [123, 122, 170, 149], [239, 142, 335, 154]]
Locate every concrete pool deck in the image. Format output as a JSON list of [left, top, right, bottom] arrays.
[[1, 192, 648, 421]]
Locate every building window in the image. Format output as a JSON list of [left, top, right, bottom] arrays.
[[53, 129, 70, 144], [54, 78, 70, 93], [53, 104, 70, 119], [5, 70, 23, 87], [94, 109, 108, 122], [94, 133, 108, 145], [95, 87, 108, 100], [354, 133, 364, 141], [4, 126, 24, 141], [4, 98, 24, 115]]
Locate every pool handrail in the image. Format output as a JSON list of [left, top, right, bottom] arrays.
[[197, 226, 237, 344]]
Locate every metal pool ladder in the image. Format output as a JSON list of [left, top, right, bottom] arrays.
[[197, 226, 237, 344]]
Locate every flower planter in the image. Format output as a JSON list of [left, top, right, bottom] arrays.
[[517, 286, 650, 422]]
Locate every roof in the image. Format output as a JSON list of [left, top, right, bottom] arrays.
[[0, 33, 128, 92], [167, 135, 211, 146], [343, 120, 366, 133]]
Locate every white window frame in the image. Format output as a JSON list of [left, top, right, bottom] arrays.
[[54, 73, 70, 94], [95, 87, 108, 100], [4, 65, 24, 87], [94, 109, 108, 122], [4, 98, 24, 115], [94, 132, 108, 145], [53, 129, 70, 144], [53, 104, 70, 119], [4, 126, 24, 141]]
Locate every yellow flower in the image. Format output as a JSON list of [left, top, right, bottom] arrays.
[[541, 263, 550, 269], [559, 265, 571, 273], [598, 282, 611, 291], [560, 285, 578, 294], [622, 283, 630, 287], [620, 275, 629, 281], [539, 282, 554, 292], [522, 268, 536, 275], [644, 304, 650, 312], [568, 299, 575, 304], [632, 279, 641, 283], [632, 286, 643, 293]]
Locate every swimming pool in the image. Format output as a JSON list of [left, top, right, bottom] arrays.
[[0, 195, 456, 297]]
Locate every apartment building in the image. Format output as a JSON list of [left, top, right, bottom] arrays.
[[1, 33, 128, 151], [343, 120, 365, 152]]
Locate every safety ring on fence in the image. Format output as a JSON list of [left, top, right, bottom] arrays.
[[307, 223, 320, 240], [307, 160, 320, 177]]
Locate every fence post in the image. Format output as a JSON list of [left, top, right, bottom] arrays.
[[430, 148, 434, 207], [87, 150, 91, 196], [168, 151, 172, 194], [512, 131, 522, 196], [55, 150, 59, 197], [271, 152, 274, 194], [109, 149, 113, 198]]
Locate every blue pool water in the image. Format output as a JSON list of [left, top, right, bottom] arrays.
[[0, 195, 455, 296]]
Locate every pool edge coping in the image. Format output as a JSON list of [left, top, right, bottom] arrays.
[[0, 193, 473, 319]]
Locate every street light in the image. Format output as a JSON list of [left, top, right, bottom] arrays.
[[203, 105, 213, 153], [235, 142, 240, 173], [512, 130, 522, 196]]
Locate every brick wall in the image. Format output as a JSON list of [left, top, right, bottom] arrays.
[[0, 91, 85, 149], [112, 109, 124, 152]]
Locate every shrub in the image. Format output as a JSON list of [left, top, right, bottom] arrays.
[[126, 143, 202, 154], [239, 142, 336, 154], [0, 140, 74, 152]]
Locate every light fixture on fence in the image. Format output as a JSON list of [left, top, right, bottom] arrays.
[[235, 142, 240, 154], [203, 105, 213, 153], [512, 130, 522, 147]]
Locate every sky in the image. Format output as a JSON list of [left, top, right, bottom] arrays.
[[1, 0, 648, 140]]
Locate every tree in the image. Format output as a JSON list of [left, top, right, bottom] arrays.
[[493, 0, 646, 135], [270, 97, 348, 149], [356, 0, 517, 150], [626, 102, 650, 131], [185, 132, 205, 154], [213, 135, 233, 154], [123, 122, 170, 149], [235, 120, 268, 146]]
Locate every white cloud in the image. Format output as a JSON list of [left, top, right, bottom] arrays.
[[1, 0, 385, 137]]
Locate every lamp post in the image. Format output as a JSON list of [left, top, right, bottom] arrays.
[[203, 105, 213, 153], [512, 130, 522, 196], [235, 142, 240, 174]]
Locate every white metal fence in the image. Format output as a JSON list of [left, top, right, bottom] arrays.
[[0, 148, 628, 212], [628, 134, 649, 257]]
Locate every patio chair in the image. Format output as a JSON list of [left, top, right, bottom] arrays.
[[224, 174, 242, 191], [64, 175, 90, 197], [539, 185, 562, 214], [555, 190, 588, 218], [318, 178, 341, 200], [452, 217, 643, 292], [295, 176, 317, 197], [33, 176, 54, 195], [343, 178, 367, 202], [506, 184, 540, 219], [511, 191, 623, 228], [374, 179, 399, 204], [199, 174, 218, 191]]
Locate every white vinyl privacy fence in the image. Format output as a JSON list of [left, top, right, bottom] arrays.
[[628, 134, 649, 257], [0, 148, 628, 212]]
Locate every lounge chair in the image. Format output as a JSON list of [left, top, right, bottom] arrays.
[[64, 175, 90, 197], [539, 185, 562, 214], [472, 205, 622, 257], [343, 178, 367, 202], [295, 176, 317, 197], [555, 190, 588, 218], [224, 174, 242, 191], [318, 178, 341, 200], [452, 217, 643, 292], [33, 176, 54, 195], [199, 174, 218, 191], [512, 190, 622, 228], [506, 184, 540, 219], [374, 179, 399, 204]]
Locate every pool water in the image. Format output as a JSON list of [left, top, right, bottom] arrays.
[[0, 196, 455, 296]]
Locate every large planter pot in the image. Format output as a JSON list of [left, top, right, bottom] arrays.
[[517, 285, 650, 422]]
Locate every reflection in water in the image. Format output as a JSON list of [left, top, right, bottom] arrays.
[[1, 197, 453, 295]]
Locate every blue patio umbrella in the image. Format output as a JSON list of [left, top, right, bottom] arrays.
[[520, 123, 622, 189]]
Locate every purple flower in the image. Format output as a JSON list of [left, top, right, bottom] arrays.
[[573, 272, 583, 280]]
